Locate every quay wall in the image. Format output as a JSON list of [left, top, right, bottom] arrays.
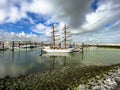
[[83, 44, 120, 48]]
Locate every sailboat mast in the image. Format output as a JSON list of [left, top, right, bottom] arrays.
[[63, 24, 68, 49], [52, 25, 56, 49]]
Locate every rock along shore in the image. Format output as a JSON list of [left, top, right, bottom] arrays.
[[0, 64, 120, 90], [77, 65, 120, 90]]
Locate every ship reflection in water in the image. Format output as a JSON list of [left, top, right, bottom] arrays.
[[0, 47, 120, 78]]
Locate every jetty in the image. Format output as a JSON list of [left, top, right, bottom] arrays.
[[83, 44, 120, 48]]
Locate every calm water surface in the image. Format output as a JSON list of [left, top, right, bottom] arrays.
[[0, 47, 120, 78]]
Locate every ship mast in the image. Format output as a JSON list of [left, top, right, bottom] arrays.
[[63, 24, 69, 49], [51, 24, 56, 49]]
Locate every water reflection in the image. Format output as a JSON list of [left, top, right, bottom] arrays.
[[81, 51, 84, 60], [0, 49, 86, 78], [50, 56, 55, 72], [49, 56, 69, 73], [41, 52, 84, 73], [0, 48, 120, 78], [41, 52, 70, 73], [12, 51, 14, 62], [0, 49, 37, 78]]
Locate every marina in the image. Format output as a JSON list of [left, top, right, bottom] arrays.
[[0, 0, 120, 89]]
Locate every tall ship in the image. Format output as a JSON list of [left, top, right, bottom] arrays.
[[42, 24, 74, 53]]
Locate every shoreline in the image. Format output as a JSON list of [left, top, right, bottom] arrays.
[[77, 65, 120, 90], [0, 64, 120, 90]]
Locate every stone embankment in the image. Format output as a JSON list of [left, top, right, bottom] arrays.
[[77, 68, 120, 90]]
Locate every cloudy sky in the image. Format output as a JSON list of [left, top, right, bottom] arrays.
[[0, 0, 120, 43]]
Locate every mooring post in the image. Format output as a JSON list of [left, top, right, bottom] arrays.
[[81, 42, 84, 52], [18, 41, 20, 48], [35, 42, 37, 48], [2, 41, 4, 51], [26, 42, 27, 49], [97, 43, 98, 47], [12, 41, 14, 51], [39, 47, 43, 56], [73, 42, 75, 48]]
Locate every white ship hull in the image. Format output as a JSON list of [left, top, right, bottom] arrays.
[[42, 48, 73, 53]]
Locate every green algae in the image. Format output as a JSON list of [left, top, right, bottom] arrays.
[[0, 64, 120, 90]]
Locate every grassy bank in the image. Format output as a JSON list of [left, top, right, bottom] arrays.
[[0, 64, 120, 90]]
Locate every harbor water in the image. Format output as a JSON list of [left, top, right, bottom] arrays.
[[0, 47, 120, 78]]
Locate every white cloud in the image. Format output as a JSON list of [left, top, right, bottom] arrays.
[[0, 10, 7, 24], [0, 0, 7, 8], [106, 20, 120, 30], [0, 0, 120, 31], [32, 23, 50, 35], [28, 0, 53, 14], [0, 0, 53, 23], [18, 31, 26, 37], [0, 0, 120, 44], [73, 0, 120, 34], [6, 7, 27, 23], [1, 31, 41, 42]]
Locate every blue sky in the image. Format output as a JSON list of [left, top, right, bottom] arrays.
[[0, 0, 120, 43]]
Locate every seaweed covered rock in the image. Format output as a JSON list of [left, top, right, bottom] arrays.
[[0, 64, 120, 90]]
